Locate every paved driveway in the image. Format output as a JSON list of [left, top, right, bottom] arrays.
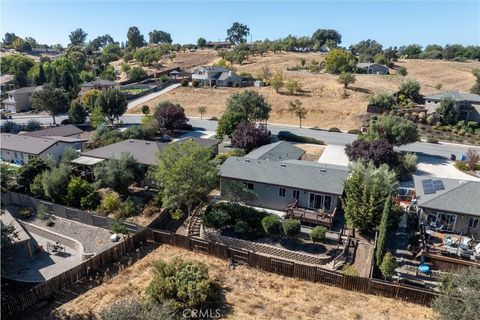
[[127, 83, 181, 110], [415, 154, 480, 181]]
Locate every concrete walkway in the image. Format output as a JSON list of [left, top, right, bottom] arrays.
[[127, 83, 181, 110], [318, 145, 350, 166]]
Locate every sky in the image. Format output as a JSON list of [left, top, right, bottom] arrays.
[[1, 0, 479, 48]]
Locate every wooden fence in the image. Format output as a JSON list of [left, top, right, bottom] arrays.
[[1, 229, 149, 319], [1, 191, 438, 315], [148, 229, 439, 306]]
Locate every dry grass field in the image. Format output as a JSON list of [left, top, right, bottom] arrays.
[[56, 244, 434, 320], [127, 51, 480, 130]]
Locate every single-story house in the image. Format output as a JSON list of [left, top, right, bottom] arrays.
[[413, 175, 480, 239], [1, 133, 84, 164], [0, 74, 15, 94], [79, 80, 119, 95], [73, 137, 219, 181], [356, 63, 389, 75], [244, 141, 305, 161], [20, 124, 85, 139], [1, 86, 43, 113], [424, 91, 480, 123], [220, 154, 349, 227], [192, 66, 243, 87]]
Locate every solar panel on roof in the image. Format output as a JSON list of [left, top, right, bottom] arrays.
[[421, 179, 435, 194], [423, 187, 435, 195], [432, 180, 445, 191]]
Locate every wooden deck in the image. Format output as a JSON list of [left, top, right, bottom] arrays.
[[285, 204, 336, 227]]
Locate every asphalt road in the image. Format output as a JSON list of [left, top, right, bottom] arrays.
[[3, 114, 479, 159]]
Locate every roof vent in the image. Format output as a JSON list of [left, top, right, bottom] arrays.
[[280, 163, 286, 167], [129, 140, 134, 143], [320, 168, 327, 173], [244, 159, 250, 162], [145, 142, 150, 145]]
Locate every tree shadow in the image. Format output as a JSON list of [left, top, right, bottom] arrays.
[[348, 86, 372, 94]]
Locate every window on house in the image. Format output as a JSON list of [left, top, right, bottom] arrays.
[[468, 217, 479, 229], [243, 182, 254, 190], [279, 187, 286, 197], [292, 190, 299, 199], [14, 152, 18, 158]]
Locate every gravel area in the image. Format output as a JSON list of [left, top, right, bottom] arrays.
[[8, 206, 117, 254], [30, 217, 117, 253]]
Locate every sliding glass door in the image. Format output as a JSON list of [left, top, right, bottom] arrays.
[[308, 193, 333, 212]]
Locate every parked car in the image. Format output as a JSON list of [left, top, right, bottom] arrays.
[[1, 110, 12, 119], [277, 130, 293, 140]]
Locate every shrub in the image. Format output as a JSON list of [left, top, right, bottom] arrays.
[[160, 75, 169, 83], [379, 252, 397, 279], [141, 105, 150, 115], [347, 129, 362, 135], [119, 198, 136, 219], [24, 119, 42, 131], [111, 220, 127, 234], [454, 160, 469, 171], [46, 218, 55, 227], [80, 191, 101, 211], [180, 79, 188, 87], [261, 215, 281, 236], [100, 297, 144, 320], [192, 80, 199, 87], [145, 258, 218, 310], [19, 207, 34, 219], [328, 127, 341, 132], [310, 226, 327, 243], [342, 264, 359, 276], [101, 191, 122, 214], [397, 67, 407, 76], [369, 92, 396, 110], [234, 220, 250, 234], [36, 204, 49, 221], [426, 135, 439, 144], [282, 219, 301, 238], [203, 208, 231, 229], [128, 67, 147, 82], [282, 134, 324, 145]]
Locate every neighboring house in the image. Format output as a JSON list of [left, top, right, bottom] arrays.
[[356, 63, 389, 75], [191, 66, 243, 87], [0, 74, 15, 94], [424, 91, 480, 123], [220, 147, 349, 227], [79, 80, 119, 95], [244, 141, 305, 161], [0, 133, 84, 164], [73, 137, 219, 181], [20, 124, 85, 139], [1, 86, 42, 113], [413, 175, 480, 239]]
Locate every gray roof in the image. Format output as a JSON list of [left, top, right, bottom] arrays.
[[20, 125, 84, 138], [357, 63, 388, 68], [424, 91, 480, 103], [220, 157, 349, 195], [217, 71, 242, 81], [81, 137, 218, 166], [413, 175, 480, 216], [175, 137, 219, 148], [6, 86, 42, 95], [245, 141, 305, 161], [0, 133, 58, 155], [81, 139, 168, 166], [198, 66, 229, 73]]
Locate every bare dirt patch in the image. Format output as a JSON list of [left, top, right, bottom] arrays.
[[56, 244, 434, 320]]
